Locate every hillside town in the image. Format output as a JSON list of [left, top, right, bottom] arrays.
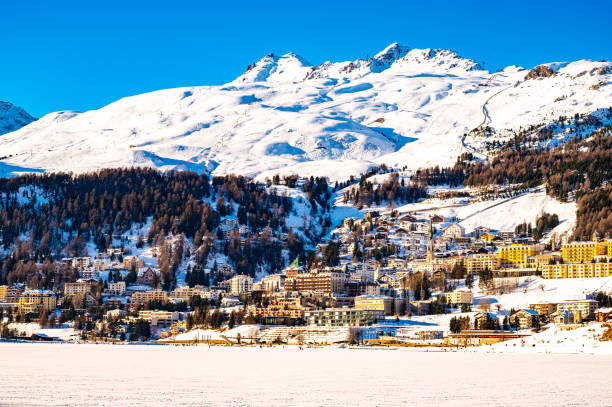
[[2, 206, 612, 349]]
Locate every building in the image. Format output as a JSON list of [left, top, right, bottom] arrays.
[[259, 274, 285, 292], [285, 268, 348, 295], [497, 244, 537, 267], [229, 275, 253, 296], [131, 290, 167, 305], [304, 308, 385, 327], [71, 257, 91, 269], [0, 284, 24, 303], [561, 239, 608, 263], [444, 290, 474, 306], [354, 295, 394, 315], [80, 268, 99, 280], [64, 281, 93, 297], [556, 299, 598, 319], [138, 310, 179, 327], [550, 310, 574, 324], [18, 290, 57, 314], [595, 308, 612, 322], [466, 254, 500, 274], [137, 268, 156, 286], [511, 309, 540, 328], [541, 262, 612, 279], [123, 256, 144, 270], [218, 264, 234, 278], [107, 281, 126, 296], [169, 287, 202, 301], [529, 302, 557, 316], [443, 223, 465, 239]]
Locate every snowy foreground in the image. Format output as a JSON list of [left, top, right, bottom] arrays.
[[1, 343, 612, 406]]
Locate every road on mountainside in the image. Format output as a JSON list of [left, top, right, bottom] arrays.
[[461, 74, 513, 160]]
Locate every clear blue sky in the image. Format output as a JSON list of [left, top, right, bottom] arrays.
[[3, 0, 610, 117]]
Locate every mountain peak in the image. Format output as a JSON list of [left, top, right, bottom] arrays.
[[0, 101, 37, 135], [238, 52, 313, 83]]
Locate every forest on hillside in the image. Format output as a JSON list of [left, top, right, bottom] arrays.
[[416, 125, 612, 239], [0, 169, 307, 289]]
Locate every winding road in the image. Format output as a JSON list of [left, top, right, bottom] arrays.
[[461, 74, 514, 159]]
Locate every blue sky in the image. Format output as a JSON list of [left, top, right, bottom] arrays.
[[3, 0, 611, 117]]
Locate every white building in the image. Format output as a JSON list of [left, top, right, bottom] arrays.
[[229, 275, 254, 296], [443, 223, 465, 239], [107, 281, 126, 296]]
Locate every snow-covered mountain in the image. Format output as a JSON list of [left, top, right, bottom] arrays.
[[0, 43, 610, 179], [0, 101, 36, 136]]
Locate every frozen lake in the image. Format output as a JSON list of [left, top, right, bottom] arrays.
[[1, 342, 611, 406]]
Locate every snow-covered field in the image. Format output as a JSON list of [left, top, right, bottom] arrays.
[[1, 342, 611, 406], [394, 188, 576, 235]]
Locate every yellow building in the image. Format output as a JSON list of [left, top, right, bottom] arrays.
[[497, 244, 537, 267], [354, 295, 394, 315], [561, 240, 607, 263], [18, 290, 57, 314], [466, 254, 500, 274], [541, 262, 612, 279], [123, 256, 144, 269]]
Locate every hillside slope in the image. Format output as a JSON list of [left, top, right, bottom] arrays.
[[0, 44, 610, 179]]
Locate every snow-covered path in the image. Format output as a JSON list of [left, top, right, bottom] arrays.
[[1, 342, 611, 406]]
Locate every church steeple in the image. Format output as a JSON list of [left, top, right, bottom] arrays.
[[427, 216, 434, 263]]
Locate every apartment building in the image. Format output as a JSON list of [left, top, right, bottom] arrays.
[[497, 244, 537, 267], [529, 302, 557, 316], [131, 290, 167, 305], [0, 284, 24, 302], [561, 240, 607, 263], [138, 310, 179, 327], [259, 274, 285, 292], [444, 290, 474, 305], [304, 308, 385, 327], [284, 268, 348, 295], [169, 287, 202, 301], [466, 254, 500, 274], [123, 256, 144, 270], [71, 257, 91, 269], [354, 295, 394, 315], [107, 281, 126, 296], [541, 262, 612, 279], [556, 299, 598, 319], [64, 281, 93, 297], [511, 309, 540, 328], [229, 275, 254, 296], [18, 290, 57, 314]]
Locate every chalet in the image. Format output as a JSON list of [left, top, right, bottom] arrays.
[[595, 307, 612, 322], [218, 264, 234, 278], [443, 223, 465, 239], [137, 268, 156, 286], [430, 215, 444, 224]]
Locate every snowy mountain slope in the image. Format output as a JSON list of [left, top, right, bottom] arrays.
[[0, 44, 610, 179], [0, 101, 37, 135]]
